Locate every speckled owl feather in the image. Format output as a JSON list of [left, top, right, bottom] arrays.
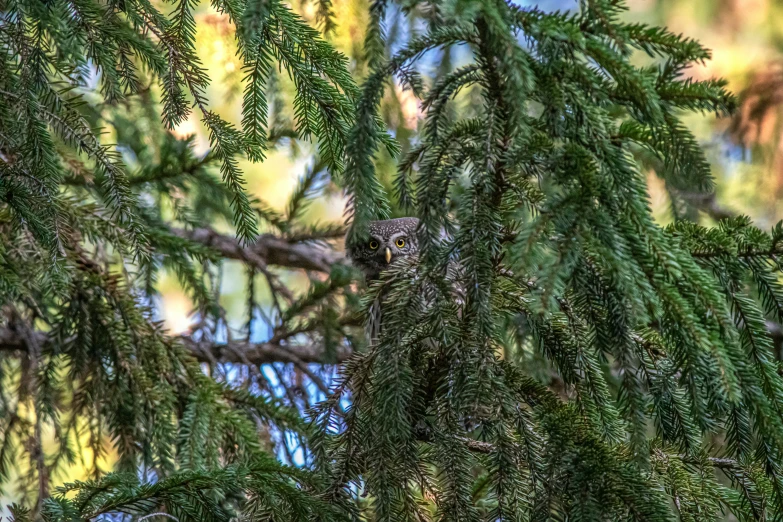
[[347, 217, 463, 344]]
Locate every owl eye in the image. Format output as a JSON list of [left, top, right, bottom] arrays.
[[369, 240, 379, 250], [395, 238, 406, 248]]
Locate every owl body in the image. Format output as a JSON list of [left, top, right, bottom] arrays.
[[347, 218, 420, 344], [348, 217, 462, 345], [348, 217, 467, 433]]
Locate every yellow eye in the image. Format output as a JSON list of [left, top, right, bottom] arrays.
[[369, 240, 379, 250], [396, 238, 406, 248]]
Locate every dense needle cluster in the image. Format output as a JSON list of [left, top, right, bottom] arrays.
[[0, 0, 361, 518], [2, 0, 783, 520]]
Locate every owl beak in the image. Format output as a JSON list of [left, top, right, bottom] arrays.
[[385, 247, 392, 264]]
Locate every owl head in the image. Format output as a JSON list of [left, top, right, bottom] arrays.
[[347, 217, 420, 281]]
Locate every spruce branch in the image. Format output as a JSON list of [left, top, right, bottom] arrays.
[[169, 226, 345, 273], [0, 326, 351, 368]]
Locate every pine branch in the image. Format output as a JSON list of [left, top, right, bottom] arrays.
[[4, 0, 782, 517], [677, 190, 735, 221], [184, 337, 352, 365], [416, 424, 742, 470], [0, 326, 352, 365], [168, 226, 345, 273]]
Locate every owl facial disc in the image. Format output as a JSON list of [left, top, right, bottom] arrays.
[[346, 217, 420, 281]]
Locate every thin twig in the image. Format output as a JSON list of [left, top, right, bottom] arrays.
[[138, 513, 180, 522]]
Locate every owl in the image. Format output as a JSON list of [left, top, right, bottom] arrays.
[[347, 217, 420, 343], [347, 217, 420, 282]]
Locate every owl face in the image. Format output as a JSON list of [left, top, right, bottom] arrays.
[[348, 217, 420, 280]]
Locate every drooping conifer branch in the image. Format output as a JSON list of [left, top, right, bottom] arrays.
[[0, 326, 353, 365], [5, 0, 783, 520]]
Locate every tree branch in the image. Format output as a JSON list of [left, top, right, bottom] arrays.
[[415, 425, 742, 470], [678, 191, 736, 221], [169, 226, 346, 273], [0, 327, 352, 366], [183, 336, 351, 365]]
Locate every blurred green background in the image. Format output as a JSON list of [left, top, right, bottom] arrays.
[[5, 0, 783, 509]]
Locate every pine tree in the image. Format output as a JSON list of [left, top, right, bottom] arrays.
[[2, 0, 783, 520]]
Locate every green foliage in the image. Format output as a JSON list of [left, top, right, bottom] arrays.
[[0, 0, 366, 247], [4, 0, 783, 520], [39, 463, 346, 522], [0, 0, 361, 516], [325, 0, 783, 520]]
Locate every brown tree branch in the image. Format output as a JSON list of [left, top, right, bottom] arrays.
[[0, 327, 352, 366], [678, 191, 736, 221], [183, 336, 351, 365], [169, 226, 346, 273], [415, 425, 741, 470], [0, 226, 356, 368]]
